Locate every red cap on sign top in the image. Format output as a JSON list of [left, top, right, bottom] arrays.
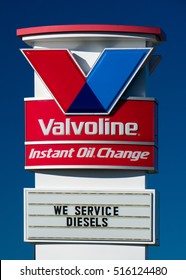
[[16, 24, 166, 41]]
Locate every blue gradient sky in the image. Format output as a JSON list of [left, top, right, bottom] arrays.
[[0, 0, 186, 260]]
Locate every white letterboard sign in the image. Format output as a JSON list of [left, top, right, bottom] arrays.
[[24, 189, 157, 244]]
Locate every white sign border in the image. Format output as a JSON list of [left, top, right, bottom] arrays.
[[24, 189, 158, 245]]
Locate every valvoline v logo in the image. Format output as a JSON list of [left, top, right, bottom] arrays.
[[22, 48, 153, 115]]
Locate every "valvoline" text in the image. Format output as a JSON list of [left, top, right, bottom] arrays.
[[38, 118, 138, 136]]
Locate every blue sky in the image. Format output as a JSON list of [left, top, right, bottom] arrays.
[[0, 0, 186, 260]]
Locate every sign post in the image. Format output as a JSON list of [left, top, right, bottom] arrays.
[[17, 25, 165, 260]]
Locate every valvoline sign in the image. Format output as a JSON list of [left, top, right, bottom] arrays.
[[25, 98, 158, 171], [23, 48, 158, 171]]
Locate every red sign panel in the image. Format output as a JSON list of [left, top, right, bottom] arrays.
[[25, 98, 158, 171]]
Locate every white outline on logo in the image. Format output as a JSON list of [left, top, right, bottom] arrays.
[[21, 48, 153, 115]]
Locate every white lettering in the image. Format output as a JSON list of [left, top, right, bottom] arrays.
[[85, 122, 97, 134], [38, 118, 139, 136], [28, 147, 150, 162], [52, 122, 64, 135], [29, 148, 75, 159], [71, 121, 84, 135], [97, 148, 150, 161], [77, 147, 95, 158], [125, 122, 139, 135], [38, 119, 54, 135]]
